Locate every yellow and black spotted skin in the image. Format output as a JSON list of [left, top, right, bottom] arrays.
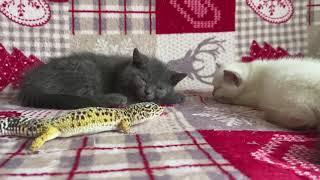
[[0, 102, 164, 152]]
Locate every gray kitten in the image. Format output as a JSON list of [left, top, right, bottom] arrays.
[[18, 48, 187, 109]]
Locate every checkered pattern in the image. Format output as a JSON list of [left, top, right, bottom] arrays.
[[236, 0, 308, 57], [70, 0, 156, 35], [0, 131, 245, 179], [307, 0, 320, 57], [0, 3, 70, 62], [308, 0, 320, 26]]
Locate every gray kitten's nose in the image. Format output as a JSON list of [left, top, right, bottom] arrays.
[[145, 89, 152, 95]]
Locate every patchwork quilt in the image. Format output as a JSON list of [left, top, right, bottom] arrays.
[[0, 0, 320, 179]]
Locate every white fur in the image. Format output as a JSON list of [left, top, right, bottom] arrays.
[[212, 57, 320, 129]]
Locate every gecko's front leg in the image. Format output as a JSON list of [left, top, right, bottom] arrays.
[[118, 120, 132, 134], [30, 127, 60, 152]]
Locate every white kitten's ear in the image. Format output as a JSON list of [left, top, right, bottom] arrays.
[[216, 63, 221, 68], [223, 70, 241, 87]]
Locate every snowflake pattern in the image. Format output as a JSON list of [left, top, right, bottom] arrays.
[[257, 0, 287, 16], [0, 0, 51, 26], [94, 38, 136, 56], [246, 0, 294, 24]]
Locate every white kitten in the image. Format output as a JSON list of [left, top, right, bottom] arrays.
[[212, 57, 320, 130]]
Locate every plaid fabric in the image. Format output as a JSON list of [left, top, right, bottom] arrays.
[[236, 0, 308, 57], [308, 0, 320, 26], [0, 131, 246, 179], [70, 0, 156, 35], [307, 0, 320, 56], [0, 3, 69, 62]]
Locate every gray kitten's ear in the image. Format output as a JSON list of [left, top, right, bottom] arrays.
[[170, 72, 187, 85], [223, 70, 241, 87], [133, 48, 140, 59], [216, 63, 222, 68], [133, 48, 148, 67]]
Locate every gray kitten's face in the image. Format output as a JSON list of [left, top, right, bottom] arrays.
[[121, 49, 186, 102], [133, 75, 171, 101]]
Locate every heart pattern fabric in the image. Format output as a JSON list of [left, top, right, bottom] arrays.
[[182, 0, 216, 18], [156, 0, 235, 34], [0, 0, 51, 27], [246, 0, 294, 24], [169, 0, 222, 28]]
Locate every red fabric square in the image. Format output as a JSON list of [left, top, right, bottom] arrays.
[[199, 130, 319, 179], [156, 0, 235, 34], [0, 45, 12, 91]]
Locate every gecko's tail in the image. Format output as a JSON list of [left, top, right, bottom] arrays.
[[0, 117, 19, 136], [0, 118, 7, 135], [0, 116, 41, 137]]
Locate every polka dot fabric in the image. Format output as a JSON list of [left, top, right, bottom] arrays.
[[0, 44, 43, 91]]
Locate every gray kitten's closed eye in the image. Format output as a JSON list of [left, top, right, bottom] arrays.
[[133, 76, 146, 87]]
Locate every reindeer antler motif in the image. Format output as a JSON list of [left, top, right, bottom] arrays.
[[167, 36, 226, 85], [192, 37, 225, 84]]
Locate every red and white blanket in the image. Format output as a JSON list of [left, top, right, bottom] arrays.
[[0, 0, 320, 179]]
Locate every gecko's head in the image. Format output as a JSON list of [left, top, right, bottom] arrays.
[[126, 102, 164, 125]]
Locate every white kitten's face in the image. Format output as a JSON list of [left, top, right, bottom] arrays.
[[212, 63, 246, 102]]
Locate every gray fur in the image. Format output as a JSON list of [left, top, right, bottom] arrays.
[[18, 49, 187, 109]]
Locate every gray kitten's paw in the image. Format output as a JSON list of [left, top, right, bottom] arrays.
[[174, 93, 185, 104], [158, 92, 185, 104], [103, 94, 128, 106]]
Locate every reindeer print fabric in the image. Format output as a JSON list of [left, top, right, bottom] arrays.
[[156, 32, 238, 90]]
